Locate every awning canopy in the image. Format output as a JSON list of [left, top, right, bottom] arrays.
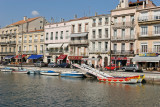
[[4, 56, 15, 59], [15, 55, 27, 59], [48, 44, 62, 49], [57, 55, 67, 60], [133, 55, 160, 62], [70, 33, 88, 38], [63, 44, 68, 47], [27, 55, 43, 59]]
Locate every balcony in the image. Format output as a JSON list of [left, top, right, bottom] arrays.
[[24, 40, 27, 43], [138, 31, 160, 40], [89, 49, 109, 54], [0, 42, 8, 45], [9, 41, 16, 44], [22, 51, 37, 54], [29, 40, 32, 43], [138, 15, 160, 25], [47, 50, 63, 55], [34, 39, 38, 43], [69, 53, 88, 57], [137, 48, 160, 54], [92, 23, 96, 27], [112, 21, 135, 29], [40, 39, 44, 42], [98, 22, 102, 26], [0, 52, 16, 55], [111, 35, 135, 41], [70, 40, 89, 45], [111, 50, 134, 55]]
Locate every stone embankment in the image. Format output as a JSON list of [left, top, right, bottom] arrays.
[[1, 66, 160, 84]]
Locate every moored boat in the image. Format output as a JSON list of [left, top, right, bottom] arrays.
[[1, 67, 14, 72], [60, 71, 84, 78], [27, 69, 40, 74], [97, 75, 140, 84], [40, 70, 59, 76], [12, 68, 28, 74]]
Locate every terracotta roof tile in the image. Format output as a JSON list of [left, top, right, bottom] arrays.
[[10, 17, 40, 26]]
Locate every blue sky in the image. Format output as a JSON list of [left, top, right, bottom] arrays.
[[0, 0, 160, 27]]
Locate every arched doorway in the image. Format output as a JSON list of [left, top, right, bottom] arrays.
[[97, 56, 102, 68], [104, 57, 108, 67]]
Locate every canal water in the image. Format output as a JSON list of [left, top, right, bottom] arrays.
[[0, 72, 160, 107]]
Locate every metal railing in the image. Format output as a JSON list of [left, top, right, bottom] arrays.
[[0, 52, 16, 55], [40, 39, 44, 42], [111, 35, 135, 40], [22, 51, 37, 54], [24, 40, 27, 43], [111, 50, 134, 55], [89, 49, 109, 54], [92, 23, 96, 27], [138, 31, 160, 37], [9, 41, 16, 44], [112, 21, 135, 28], [29, 40, 32, 43], [137, 48, 160, 54], [70, 40, 89, 45], [138, 15, 160, 22], [34, 39, 38, 43]]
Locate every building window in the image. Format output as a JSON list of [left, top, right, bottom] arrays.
[[154, 43, 160, 53], [121, 43, 125, 53], [92, 42, 95, 51], [122, 16, 125, 25], [98, 29, 102, 38], [78, 24, 81, 32], [5, 47, 7, 52], [139, 12, 148, 21], [130, 15, 134, 22], [130, 28, 134, 38], [99, 18, 102, 25], [24, 46, 26, 51], [92, 30, 96, 38], [1, 48, 3, 52], [105, 42, 108, 51], [114, 30, 117, 39], [13, 47, 15, 52], [105, 18, 108, 24], [114, 17, 117, 24], [50, 32, 53, 40], [154, 25, 160, 35], [141, 26, 148, 36], [66, 31, 69, 39], [85, 23, 89, 32], [154, 10, 160, 20], [141, 43, 148, 53], [92, 19, 96, 27], [105, 28, 108, 38], [113, 44, 117, 52], [98, 42, 101, 51], [55, 32, 58, 40], [46, 33, 48, 40], [60, 31, 63, 39], [122, 29, 125, 39], [29, 45, 32, 51], [9, 48, 11, 52], [72, 25, 75, 33]]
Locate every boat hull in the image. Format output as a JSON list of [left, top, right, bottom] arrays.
[[12, 71, 28, 74], [1, 69, 13, 72], [60, 73, 84, 78], [97, 76, 140, 84], [40, 72, 59, 76]]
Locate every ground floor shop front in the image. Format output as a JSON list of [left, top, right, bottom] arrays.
[[133, 54, 160, 70]]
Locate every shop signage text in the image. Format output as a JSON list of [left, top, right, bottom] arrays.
[[139, 53, 159, 57]]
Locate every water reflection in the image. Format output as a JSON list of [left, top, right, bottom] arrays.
[[0, 72, 160, 107]]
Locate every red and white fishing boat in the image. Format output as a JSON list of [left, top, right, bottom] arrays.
[[97, 75, 141, 84], [12, 68, 28, 74]]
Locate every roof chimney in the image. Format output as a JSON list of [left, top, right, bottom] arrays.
[[95, 12, 97, 16], [146, 0, 148, 4], [24, 16, 27, 21], [74, 14, 77, 19]]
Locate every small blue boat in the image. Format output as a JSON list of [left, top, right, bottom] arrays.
[[40, 70, 59, 76], [1, 67, 14, 72], [60, 71, 84, 78]]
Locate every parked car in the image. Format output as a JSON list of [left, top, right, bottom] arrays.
[[48, 62, 58, 68], [105, 64, 120, 71], [58, 63, 70, 68], [34, 61, 46, 67], [121, 64, 142, 72]]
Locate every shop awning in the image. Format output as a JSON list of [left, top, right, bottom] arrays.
[[70, 33, 88, 38], [57, 55, 67, 60], [63, 44, 68, 47], [27, 55, 43, 59], [48, 44, 62, 49], [15, 55, 27, 59], [68, 56, 83, 60], [4, 56, 15, 59], [133, 55, 160, 62]]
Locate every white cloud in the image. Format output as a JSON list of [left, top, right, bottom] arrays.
[[31, 10, 39, 16]]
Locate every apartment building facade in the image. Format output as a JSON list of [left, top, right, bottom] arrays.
[[110, 0, 155, 67], [133, 5, 160, 70], [44, 21, 71, 63], [88, 14, 111, 68]]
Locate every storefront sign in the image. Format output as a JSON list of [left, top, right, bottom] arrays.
[[111, 57, 127, 60], [139, 53, 159, 57], [68, 56, 83, 60]]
